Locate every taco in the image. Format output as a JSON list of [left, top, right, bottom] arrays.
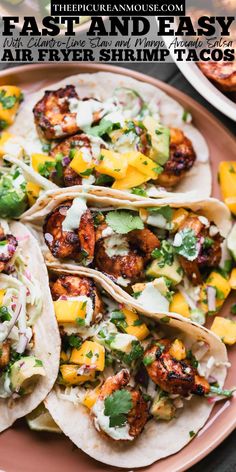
[[7, 71, 210, 199], [45, 267, 230, 468], [22, 187, 232, 328], [0, 218, 60, 432]]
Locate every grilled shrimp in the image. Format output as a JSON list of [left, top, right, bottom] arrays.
[[0, 234, 18, 273], [51, 275, 103, 323], [157, 129, 196, 188], [0, 341, 10, 369], [50, 134, 94, 187], [144, 340, 210, 397], [33, 85, 80, 140], [95, 226, 160, 283], [93, 369, 149, 440], [43, 201, 95, 263], [178, 215, 223, 285], [198, 62, 236, 93]]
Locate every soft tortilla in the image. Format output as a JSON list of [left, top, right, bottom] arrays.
[[45, 268, 228, 468], [10, 71, 211, 199], [21, 186, 232, 310], [0, 221, 60, 432]]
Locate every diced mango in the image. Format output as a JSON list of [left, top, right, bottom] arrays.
[[171, 209, 189, 231], [225, 197, 236, 216], [112, 166, 150, 190], [200, 271, 231, 313], [82, 389, 100, 409], [211, 316, 236, 345], [0, 289, 5, 306], [60, 364, 95, 385], [0, 86, 22, 128], [170, 292, 190, 318], [26, 181, 41, 207], [31, 153, 55, 173], [126, 151, 158, 180], [54, 300, 86, 324], [0, 131, 13, 157], [96, 149, 128, 180], [229, 269, 236, 290], [70, 150, 95, 176], [70, 341, 105, 371], [219, 161, 236, 216], [169, 339, 186, 360], [122, 308, 149, 341]]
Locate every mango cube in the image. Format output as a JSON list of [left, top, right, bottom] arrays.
[[70, 341, 105, 371], [126, 151, 158, 180], [170, 292, 190, 318], [26, 181, 41, 206], [60, 364, 95, 385], [0, 131, 13, 158], [0, 86, 22, 128], [82, 389, 100, 409], [70, 150, 95, 176], [200, 271, 231, 313], [96, 149, 128, 180], [122, 308, 149, 341], [229, 269, 236, 290], [31, 153, 55, 173], [169, 339, 186, 360], [211, 316, 236, 345], [112, 166, 150, 190], [219, 161, 236, 216], [0, 289, 5, 306], [54, 300, 87, 324]]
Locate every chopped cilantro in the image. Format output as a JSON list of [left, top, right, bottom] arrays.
[[68, 335, 82, 349], [86, 350, 93, 359], [38, 160, 55, 179], [173, 228, 198, 261], [189, 430, 195, 438], [95, 174, 114, 186], [182, 110, 191, 122], [0, 306, 11, 322], [0, 120, 8, 130], [133, 319, 143, 326], [93, 211, 104, 227], [132, 291, 141, 299], [215, 287, 225, 300], [80, 168, 94, 177], [203, 237, 214, 249], [0, 90, 17, 110], [104, 389, 133, 428], [152, 164, 164, 175], [122, 341, 144, 365], [34, 359, 43, 367], [111, 310, 127, 331], [42, 143, 51, 153], [131, 186, 147, 197], [229, 165, 235, 174], [105, 210, 144, 234], [186, 349, 198, 368], [152, 241, 174, 268], [143, 354, 155, 366], [76, 318, 86, 327]]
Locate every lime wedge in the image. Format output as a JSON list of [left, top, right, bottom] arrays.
[[227, 223, 236, 261], [27, 404, 61, 433]]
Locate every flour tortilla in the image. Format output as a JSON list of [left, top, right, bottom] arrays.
[[21, 186, 232, 309], [45, 267, 228, 468], [10, 71, 211, 199], [0, 221, 60, 432]]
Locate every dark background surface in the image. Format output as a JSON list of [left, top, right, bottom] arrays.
[[0, 60, 235, 471]]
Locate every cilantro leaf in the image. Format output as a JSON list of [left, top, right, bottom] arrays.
[[105, 210, 144, 234], [0, 90, 17, 110], [147, 206, 173, 222], [152, 241, 174, 267], [173, 228, 198, 261], [104, 389, 132, 427], [131, 186, 147, 197], [0, 306, 11, 322]]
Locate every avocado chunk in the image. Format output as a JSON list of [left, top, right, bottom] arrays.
[[110, 333, 137, 353], [10, 356, 45, 395], [146, 257, 183, 285], [0, 171, 27, 218], [143, 116, 170, 166], [151, 393, 176, 421]]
